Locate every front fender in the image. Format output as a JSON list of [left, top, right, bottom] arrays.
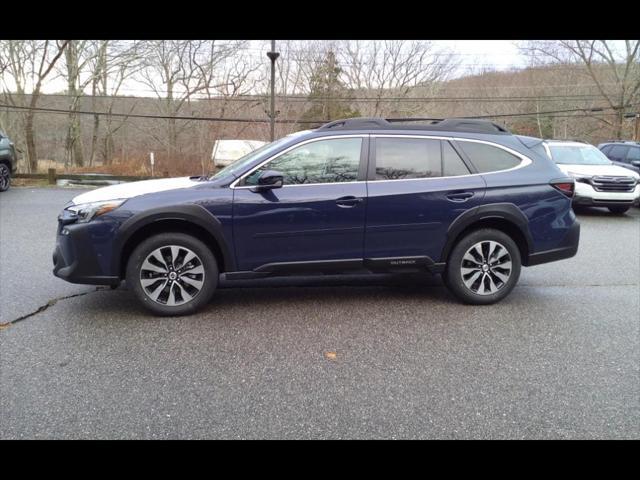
[[112, 203, 235, 274]]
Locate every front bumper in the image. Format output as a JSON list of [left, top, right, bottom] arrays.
[[53, 220, 120, 286], [573, 196, 640, 208], [573, 182, 640, 208]]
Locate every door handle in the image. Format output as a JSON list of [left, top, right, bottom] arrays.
[[446, 191, 474, 202], [335, 196, 364, 207]]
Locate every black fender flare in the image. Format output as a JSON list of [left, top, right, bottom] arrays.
[[112, 204, 235, 274], [440, 202, 533, 263]]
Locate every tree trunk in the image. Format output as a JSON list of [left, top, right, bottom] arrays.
[[66, 107, 85, 167], [25, 111, 37, 173], [65, 42, 85, 168], [614, 110, 624, 139], [89, 111, 99, 166], [89, 78, 99, 166]]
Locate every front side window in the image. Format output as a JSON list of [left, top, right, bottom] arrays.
[[375, 138, 441, 180], [242, 137, 362, 186], [457, 141, 522, 173], [548, 145, 612, 165]]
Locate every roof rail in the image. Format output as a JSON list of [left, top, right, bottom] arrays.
[[317, 118, 393, 130], [315, 117, 511, 135]]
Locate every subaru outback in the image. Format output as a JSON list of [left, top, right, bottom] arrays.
[[53, 118, 580, 316]]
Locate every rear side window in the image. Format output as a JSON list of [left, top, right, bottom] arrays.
[[442, 141, 471, 176], [609, 145, 629, 161], [457, 141, 522, 173], [626, 146, 640, 161], [375, 138, 441, 180]]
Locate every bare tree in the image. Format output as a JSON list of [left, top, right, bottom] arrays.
[[61, 39, 98, 168], [197, 52, 265, 174], [338, 40, 459, 117], [0, 40, 68, 172], [135, 40, 246, 162], [520, 40, 640, 138], [86, 40, 144, 166]]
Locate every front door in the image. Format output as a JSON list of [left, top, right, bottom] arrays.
[[232, 136, 368, 272]]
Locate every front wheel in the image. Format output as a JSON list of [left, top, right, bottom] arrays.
[[126, 233, 218, 316], [0, 163, 11, 192], [608, 206, 630, 215], [443, 228, 521, 305]]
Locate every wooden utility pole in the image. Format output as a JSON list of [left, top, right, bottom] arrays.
[[635, 114, 640, 142]]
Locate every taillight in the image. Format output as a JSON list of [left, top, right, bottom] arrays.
[[550, 180, 575, 198]]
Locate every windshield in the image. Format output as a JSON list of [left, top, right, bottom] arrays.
[[209, 138, 290, 181], [548, 145, 612, 165]]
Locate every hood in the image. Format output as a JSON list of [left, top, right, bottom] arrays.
[[71, 176, 201, 205], [556, 163, 640, 179]]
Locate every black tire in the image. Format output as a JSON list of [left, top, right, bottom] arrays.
[[443, 228, 522, 305], [608, 206, 630, 215], [126, 232, 218, 316], [0, 162, 11, 192]]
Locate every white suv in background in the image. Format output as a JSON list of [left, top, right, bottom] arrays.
[[543, 140, 640, 214]]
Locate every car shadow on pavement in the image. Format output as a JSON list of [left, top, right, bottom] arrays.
[[67, 273, 466, 321]]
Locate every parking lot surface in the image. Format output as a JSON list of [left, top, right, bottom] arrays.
[[1, 187, 638, 439]]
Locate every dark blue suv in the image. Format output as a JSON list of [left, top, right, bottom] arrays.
[[53, 118, 580, 316]]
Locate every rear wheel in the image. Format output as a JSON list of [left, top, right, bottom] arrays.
[[126, 233, 218, 316], [608, 206, 630, 215], [443, 228, 521, 305], [0, 163, 11, 192]]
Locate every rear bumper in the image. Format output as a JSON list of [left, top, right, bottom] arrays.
[[526, 219, 580, 266]]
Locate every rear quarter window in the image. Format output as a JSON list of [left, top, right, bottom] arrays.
[[457, 141, 522, 173]]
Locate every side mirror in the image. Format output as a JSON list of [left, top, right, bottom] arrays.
[[631, 160, 640, 168], [251, 170, 283, 192]]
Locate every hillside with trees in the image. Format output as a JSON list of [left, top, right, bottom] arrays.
[[1, 40, 638, 176]]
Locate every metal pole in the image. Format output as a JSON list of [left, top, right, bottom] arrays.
[[266, 40, 280, 142]]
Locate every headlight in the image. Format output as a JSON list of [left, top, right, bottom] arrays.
[[567, 171, 592, 183], [66, 199, 126, 223]]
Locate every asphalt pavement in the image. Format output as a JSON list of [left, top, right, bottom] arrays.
[[1, 187, 638, 439]]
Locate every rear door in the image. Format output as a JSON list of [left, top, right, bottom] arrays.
[[364, 135, 486, 264]]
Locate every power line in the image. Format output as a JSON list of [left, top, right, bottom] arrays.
[[1, 91, 616, 103], [2, 101, 637, 124], [466, 104, 640, 119], [0, 102, 321, 124]]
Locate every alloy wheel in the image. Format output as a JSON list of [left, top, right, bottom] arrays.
[[460, 240, 512, 295], [139, 245, 205, 306]]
